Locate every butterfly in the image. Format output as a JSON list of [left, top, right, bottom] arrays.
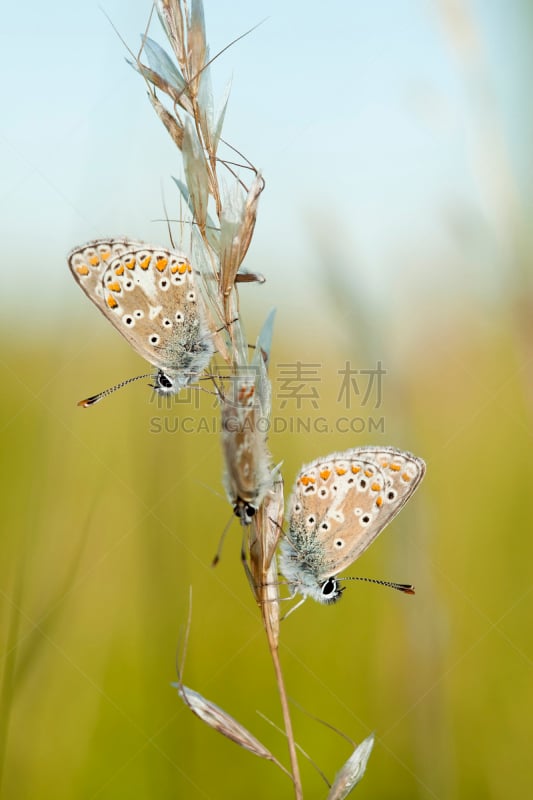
[[221, 310, 276, 524], [279, 446, 425, 608], [67, 238, 215, 405], [221, 371, 273, 524]]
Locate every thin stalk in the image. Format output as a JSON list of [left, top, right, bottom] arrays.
[[0, 586, 20, 794], [262, 605, 303, 799]]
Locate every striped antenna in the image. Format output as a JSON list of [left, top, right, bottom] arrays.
[[338, 576, 415, 595], [77, 373, 153, 407]]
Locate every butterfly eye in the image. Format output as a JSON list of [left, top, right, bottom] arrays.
[[157, 372, 174, 390], [233, 502, 256, 525], [319, 578, 343, 604]]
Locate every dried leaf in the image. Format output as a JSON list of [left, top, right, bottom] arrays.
[[236, 174, 264, 268], [197, 57, 216, 153], [172, 177, 220, 251], [219, 187, 243, 286], [174, 683, 283, 767], [149, 94, 184, 149], [188, 0, 207, 85], [212, 79, 231, 153], [128, 58, 194, 115], [157, 0, 186, 67], [254, 307, 276, 370], [326, 733, 375, 799], [219, 175, 264, 298], [183, 117, 209, 231], [142, 35, 186, 93], [249, 476, 284, 642], [234, 269, 266, 285]]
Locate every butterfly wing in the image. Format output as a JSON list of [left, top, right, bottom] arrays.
[[221, 370, 273, 521], [221, 311, 275, 522], [68, 239, 213, 376], [68, 239, 127, 314], [287, 446, 425, 582]]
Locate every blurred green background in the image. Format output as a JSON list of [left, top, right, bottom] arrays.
[[2, 0, 533, 798]]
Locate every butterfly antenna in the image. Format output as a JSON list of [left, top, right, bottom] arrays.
[[339, 576, 415, 595], [77, 373, 154, 407]]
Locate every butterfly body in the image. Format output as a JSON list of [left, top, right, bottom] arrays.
[[279, 446, 425, 604], [68, 239, 214, 397]]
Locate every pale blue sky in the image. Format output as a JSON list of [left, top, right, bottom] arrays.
[[0, 0, 530, 325]]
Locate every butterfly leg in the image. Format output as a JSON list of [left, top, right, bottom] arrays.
[[280, 594, 307, 621]]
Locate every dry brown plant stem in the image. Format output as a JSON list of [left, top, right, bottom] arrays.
[[263, 610, 303, 798], [132, 2, 304, 795]]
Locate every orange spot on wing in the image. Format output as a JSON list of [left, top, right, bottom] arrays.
[[376, 496, 383, 508], [390, 464, 401, 472], [114, 265, 125, 276], [371, 482, 381, 492], [335, 467, 347, 476], [89, 255, 99, 266], [300, 475, 316, 487], [107, 282, 121, 293], [100, 250, 111, 261], [155, 257, 168, 272], [76, 265, 89, 276], [178, 262, 189, 274], [381, 461, 389, 468], [401, 473, 411, 482], [320, 469, 331, 480], [106, 295, 118, 309], [365, 469, 375, 477], [125, 256, 136, 270], [351, 465, 361, 473]]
